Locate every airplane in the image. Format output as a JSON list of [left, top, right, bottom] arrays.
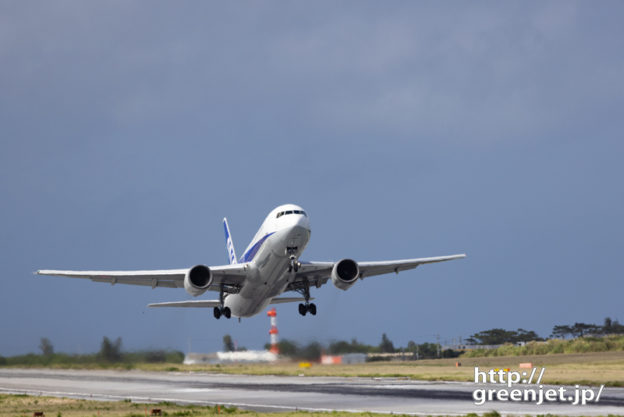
[[37, 204, 466, 319]]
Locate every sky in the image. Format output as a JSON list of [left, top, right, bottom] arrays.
[[1, 2, 623, 356]]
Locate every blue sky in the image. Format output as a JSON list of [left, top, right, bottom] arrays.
[[1, 2, 623, 355]]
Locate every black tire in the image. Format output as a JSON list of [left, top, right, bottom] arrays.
[[223, 306, 231, 319], [298, 303, 307, 316], [309, 303, 317, 316], [213, 307, 222, 319]]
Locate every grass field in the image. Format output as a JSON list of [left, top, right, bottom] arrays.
[[4, 351, 623, 387], [144, 351, 624, 387], [1, 394, 621, 417], [0, 394, 345, 417]]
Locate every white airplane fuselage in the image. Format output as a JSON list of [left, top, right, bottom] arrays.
[[225, 204, 310, 318]]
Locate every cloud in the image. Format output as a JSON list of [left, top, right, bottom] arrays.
[[1, 2, 623, 148]]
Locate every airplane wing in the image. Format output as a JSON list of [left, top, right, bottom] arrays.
[[148, 296, 309, 308], [289, 254, 466, 290], [36, 263, 248, 291]]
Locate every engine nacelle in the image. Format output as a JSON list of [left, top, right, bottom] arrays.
[[184, 264, 213, 297], [331, 258, 359, 291]]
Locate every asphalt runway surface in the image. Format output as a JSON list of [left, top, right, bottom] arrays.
[[1, 368, 623, 415]]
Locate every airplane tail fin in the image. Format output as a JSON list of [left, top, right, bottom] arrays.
[[223, 218, 238, 264]]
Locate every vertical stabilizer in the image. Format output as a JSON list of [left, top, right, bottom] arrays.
[[223, 218, 238, 264]]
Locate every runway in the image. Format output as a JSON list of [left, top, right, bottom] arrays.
[[1, 368, 623, 415]]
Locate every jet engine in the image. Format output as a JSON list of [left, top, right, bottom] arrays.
[[184, 264, 213, 296], [331, 258, 359, 291]]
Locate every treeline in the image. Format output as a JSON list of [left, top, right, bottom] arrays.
[[0, 337, 184, 367], [465, 317, 624, 346], [264, 333, 457, 361], [463, 334, 624, 357], [466, 328, 543, 345], [551, 317, 624, 339]]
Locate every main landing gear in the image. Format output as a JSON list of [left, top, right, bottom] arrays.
[[297, 280, 316, 316], [213, 306, 231, 319], [213, 285, 231, 320], [298, 302, 316, 316]]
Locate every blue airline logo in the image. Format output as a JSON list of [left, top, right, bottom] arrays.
[[223, 218, 237, 265]]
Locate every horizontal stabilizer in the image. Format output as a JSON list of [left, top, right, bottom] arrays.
[[148, 300, 221, 308], [269, 297, 311, 304], [148, 297, 312, 309]]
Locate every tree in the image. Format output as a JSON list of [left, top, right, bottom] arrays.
[[264, 339, 298, 357], [468, 328, 542, 345], [571, 323, 600, 338], [468, 328, 515, 345], [223, 335, 235, 352], [39, 337, 54, 356], [379, 333, 395, 353], [551, 325, 573, 339], [610, 320, 624, 334], [515, 328, 543, 343], [602, 317, 624, 335], [99, 336, 122, 362], [603, 317, 613, 333], [299, 341, 322, 361], [328, 338, 375, 354]]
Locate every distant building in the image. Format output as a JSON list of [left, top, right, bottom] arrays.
[[184, 350, 278, 365], [320, 353, 367, 364]]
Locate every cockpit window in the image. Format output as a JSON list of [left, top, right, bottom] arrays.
[[276, 210, 307, 218]]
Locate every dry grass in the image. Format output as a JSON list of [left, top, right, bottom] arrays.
[[0, 394, 347, 417], [0, 394, 621, 417], [5, 351, 623, 387], [134, 351, 624, 386]]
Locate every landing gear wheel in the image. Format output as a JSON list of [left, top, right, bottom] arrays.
[[288, 257, 299, 273], [298, 303, 307, 316], [308, 303, 317, 316], [223, 306, 231, 319], [213, 307, 222, 319]]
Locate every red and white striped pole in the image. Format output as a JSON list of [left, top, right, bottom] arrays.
[[267, 308, 279, 354]]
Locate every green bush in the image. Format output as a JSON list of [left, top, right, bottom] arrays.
[[463, 335, 624, 357]]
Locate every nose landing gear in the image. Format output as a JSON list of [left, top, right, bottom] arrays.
[[288, 256, 300, 273], [286, 247, 300, 273]]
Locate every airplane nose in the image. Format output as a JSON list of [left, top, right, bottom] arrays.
[[297, 214, 310, 230]]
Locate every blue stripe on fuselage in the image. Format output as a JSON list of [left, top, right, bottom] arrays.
[[240, 232, 275, 263]]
